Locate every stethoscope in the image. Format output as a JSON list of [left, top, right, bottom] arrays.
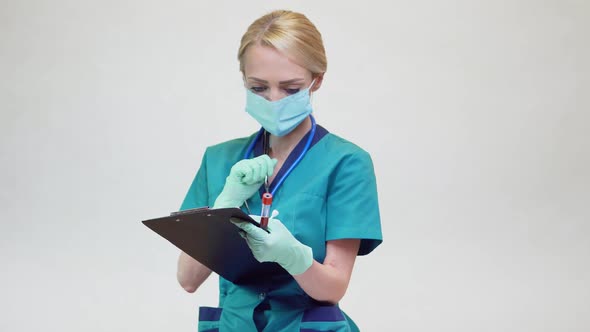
[[242, 115, 317, 213]]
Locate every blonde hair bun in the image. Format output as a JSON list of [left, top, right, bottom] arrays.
[[238, 10, 327, 76]]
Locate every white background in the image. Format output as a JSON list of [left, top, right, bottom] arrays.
[[1, 0, 589, 331]]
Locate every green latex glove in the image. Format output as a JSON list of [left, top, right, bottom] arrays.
[[231, 210, 313, 275], [213, 155, 277, 209]]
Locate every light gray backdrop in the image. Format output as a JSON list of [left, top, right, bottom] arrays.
[[1, 0, 589, 331]]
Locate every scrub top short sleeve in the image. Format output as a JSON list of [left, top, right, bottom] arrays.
[[180, 149, 210, 211], [325, 149, 382, 255]]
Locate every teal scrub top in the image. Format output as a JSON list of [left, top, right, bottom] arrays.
[[180, 125, 382, 332]]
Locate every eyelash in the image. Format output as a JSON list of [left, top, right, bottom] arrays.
[[251, 86, 300, 95]]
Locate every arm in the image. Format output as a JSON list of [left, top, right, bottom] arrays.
[[293, 239, 360, 304], [177, 152, 212, 293], [297, 150, 380, 302], [177, 251, 212, 293]]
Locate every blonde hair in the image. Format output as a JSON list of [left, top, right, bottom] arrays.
[[238, 10, 327, 76]]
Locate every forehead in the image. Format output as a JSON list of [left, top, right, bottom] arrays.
[[243, 44, 310, 81]]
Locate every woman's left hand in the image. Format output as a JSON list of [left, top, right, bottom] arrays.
[[230, 210, 313, 275]]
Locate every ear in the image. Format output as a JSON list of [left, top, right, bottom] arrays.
[[310, 73, 325, 92]]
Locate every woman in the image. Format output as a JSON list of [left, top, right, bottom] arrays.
[[177, 10, 382, 332]]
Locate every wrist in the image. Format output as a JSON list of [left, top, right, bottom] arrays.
[[282, 244, 313, 275]]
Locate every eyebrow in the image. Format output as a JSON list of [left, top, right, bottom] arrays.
[[248, 77, 305, 84]]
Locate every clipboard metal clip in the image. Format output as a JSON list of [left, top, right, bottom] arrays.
[[170, 206, 210, 217]]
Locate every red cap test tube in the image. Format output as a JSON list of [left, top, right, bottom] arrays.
[[260, 193, 273, 228]]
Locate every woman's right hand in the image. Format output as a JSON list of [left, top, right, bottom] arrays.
[[213, 155, 277, 208]]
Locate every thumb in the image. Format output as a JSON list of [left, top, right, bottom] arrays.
[[230, 218, 267, 240]]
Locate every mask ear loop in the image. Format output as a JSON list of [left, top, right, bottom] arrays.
[[309, 78, 317, 105]]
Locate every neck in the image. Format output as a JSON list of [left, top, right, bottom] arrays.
[[269, 117, 312, 159]]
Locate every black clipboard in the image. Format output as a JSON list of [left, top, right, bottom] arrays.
[[142, 207, 288, 285]]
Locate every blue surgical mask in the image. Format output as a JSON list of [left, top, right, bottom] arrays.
[[245, 79, 315, 137]]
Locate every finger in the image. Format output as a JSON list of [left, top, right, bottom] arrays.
[[241, 163, 257, 184], [251, 158, 264, 184], [230, 217, 251, 228], [252, 155, 269, 179], [248, 214, 261, 223], [230, 216, 250, 223], [230, 219, 253, 232], [249, 244, 267, 261], [260, 157, 271, 178], [229, 161, 246, 180], [239, 222, 268, 240], [257, 154, 272, 164], [230, 217, 256, 230]]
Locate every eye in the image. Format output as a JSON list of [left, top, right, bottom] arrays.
[[251, 86, 267, 93], [285, 88, 300, 95]]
